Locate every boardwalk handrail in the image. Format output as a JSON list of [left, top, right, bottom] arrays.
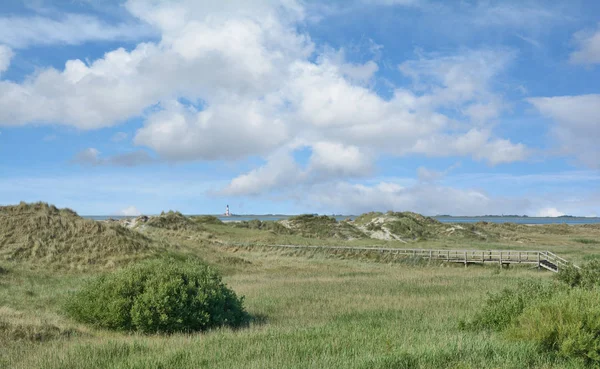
[[544, 251, 578, 269], [225, 242, 576, 272]]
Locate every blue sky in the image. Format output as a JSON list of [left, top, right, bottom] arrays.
[[0, 0, 599, 216]]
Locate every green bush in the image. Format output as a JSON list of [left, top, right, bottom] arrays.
[[507, 288, 600, 363], [467, 264, 600, 363], [557, 260, 600, 289], [65, 259, 250, 333], [557, 264, 583, 287], [462, 280, 559, 331]]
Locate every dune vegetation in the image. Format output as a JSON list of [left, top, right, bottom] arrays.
[[1, 202, 600, 368], [0, 202, 157, 269]]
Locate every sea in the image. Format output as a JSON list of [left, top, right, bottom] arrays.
[[84, 215, 600, 225]]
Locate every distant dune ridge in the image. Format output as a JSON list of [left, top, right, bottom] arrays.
[[264, 212, 493, 242], [2, 203, 599, 270], [221, 211, 600, 244], [0, 202, 154, 268]]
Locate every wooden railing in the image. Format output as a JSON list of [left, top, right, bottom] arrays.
[[225, 243, 576, 272]]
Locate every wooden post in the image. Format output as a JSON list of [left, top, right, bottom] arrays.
[[429, 250, 432, 260], [537, 252, 541, 270], [464, 251, 467, 267], [499, 251, 503, 268]]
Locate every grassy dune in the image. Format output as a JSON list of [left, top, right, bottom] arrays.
[[0, 202, 157, 269], [1, 204, 599, 368]]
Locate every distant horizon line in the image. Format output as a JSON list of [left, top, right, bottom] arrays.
[[82, 213, 600, 219]]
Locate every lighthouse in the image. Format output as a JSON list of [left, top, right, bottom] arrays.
[[225, 205, 230, 217]]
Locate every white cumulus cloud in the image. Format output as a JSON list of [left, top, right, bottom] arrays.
[[134, 99, 290, 161], [570, 24, 600, 65], [221, 151, 303, 196], [308, 142, 373, 179], [536, 207, 565, 217], [0, 0, 532, 195], [118, 206, 142, 216]]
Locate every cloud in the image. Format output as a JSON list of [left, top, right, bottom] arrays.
[[0, 46, 166, 128], [134, 99, 289, 161], [0, 45, 13, 76], [281, 50, 523, 164], [221, 151, 303, 196], [118, 206, 142, 216], [570, 24, 600, 65], [398, 49, 514, 111], [307, 142, 373, 179], [221, 141, 373, 196], [0, 0, 529, 174], [320, 49, 380, 84], [515, 33, 542, 49], [221, 165, 600, 215], [409, 129, 528, 165], [469, 2, 561, 29], [536, 207, 564, 217], [72, 148, 156, 167], [72, 148, 100, 166], [308, 181, 531, 216], [528, 94, 600, 168], [108, 150, 156, 167], [417, 163, 462, 183], [0, 14, 155, 48], [0, 0, 311, 129], [306, 180, 600, 216], [417, 167, 444, 182]]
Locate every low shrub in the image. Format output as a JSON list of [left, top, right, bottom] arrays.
[[557, 264, 583, 288], [467, 266, 600, 364], [65, 259, 250, 334], [557, 260, 600, 289], [461, 280, 559, 331], [507, 288, 600, 363], [580, 260, 600, 288]]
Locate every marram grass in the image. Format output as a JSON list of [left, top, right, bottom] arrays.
[[0, 202, 157, 269]]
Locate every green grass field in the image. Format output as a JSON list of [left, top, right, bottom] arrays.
[[1, 207, 600, 368]]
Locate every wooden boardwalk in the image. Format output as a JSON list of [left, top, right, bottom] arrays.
[[227, 243, 576, 273]]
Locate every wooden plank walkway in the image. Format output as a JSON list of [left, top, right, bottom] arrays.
[[226, 243, 576, 273]]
